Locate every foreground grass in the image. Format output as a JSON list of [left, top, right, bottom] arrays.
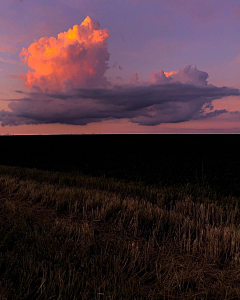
[[1, 166, 240, 299]]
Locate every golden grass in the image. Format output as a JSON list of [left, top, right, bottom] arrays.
[[1, 165, 240, 299]]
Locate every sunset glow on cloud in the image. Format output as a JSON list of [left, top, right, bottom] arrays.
[[1, 0, 240, 133], [150, 65, 209, 86], [20, 16, 110, 91], [0, 63, 239, 127], [0, 12, 239, 129]]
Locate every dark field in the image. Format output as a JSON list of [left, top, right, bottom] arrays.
[[1, 135, 240, 299], [1, 134, 240, 195]]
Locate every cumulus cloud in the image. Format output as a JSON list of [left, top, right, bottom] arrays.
[[20, 16, 110, 91], [1, 16, 240, 127], [150, 65, 209, 86]]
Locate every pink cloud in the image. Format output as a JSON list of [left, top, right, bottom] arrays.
[[131, 72, 139, 85], [150, 65, 209, 86], [0, 45, 16, 53], [20, 16, 111, 91], [0, 57, 22, 66], [5, 75, 20, 79]]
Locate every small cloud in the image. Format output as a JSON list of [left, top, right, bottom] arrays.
[[0, 45, 16, 53], [112, 62, 123, 70], [131, 72, 139, 85], [193, 109, 229, 120], [5, 75, 20, 80], [0, 57, 22, 65], [150, 65, 209, 86], [112, 62, 118, 69]]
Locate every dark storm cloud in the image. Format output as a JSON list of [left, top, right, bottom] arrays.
[[0, 82, 239, 127]]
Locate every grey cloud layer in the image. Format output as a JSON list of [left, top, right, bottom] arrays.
[[0, 82, 239, 126]]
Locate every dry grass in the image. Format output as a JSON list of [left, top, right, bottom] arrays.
[[1, 165, 240, 299]]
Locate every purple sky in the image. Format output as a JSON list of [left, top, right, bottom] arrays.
[[1, 0, 240, 134]]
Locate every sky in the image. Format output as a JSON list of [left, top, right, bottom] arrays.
[[1, 0, 240, 134]]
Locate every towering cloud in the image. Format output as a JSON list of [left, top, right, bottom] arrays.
[[20, 16, 110, 91], [1, 17, 239, 128]]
